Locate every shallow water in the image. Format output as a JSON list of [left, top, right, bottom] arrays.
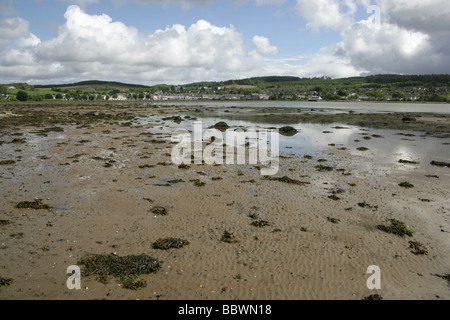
[[149, 100, 450, 114], [136, 113, 450, 171]]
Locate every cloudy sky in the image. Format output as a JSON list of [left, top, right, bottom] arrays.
[[1, 0, 449, 85]]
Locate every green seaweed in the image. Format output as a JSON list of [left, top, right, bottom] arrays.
[[376, 219, 413, 237]]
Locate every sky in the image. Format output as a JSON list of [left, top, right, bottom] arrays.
[[1, 0, 450, 85]]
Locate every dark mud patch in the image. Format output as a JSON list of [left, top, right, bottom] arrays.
[[376, 219, 413, 237], [16, 199, 52, 210], [152, 238, 190, 250]]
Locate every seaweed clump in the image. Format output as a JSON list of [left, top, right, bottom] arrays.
[[434, 273, 450, 284], [362, 294, 383, 300], [16, 199, 52, 210], [220, 231, 239, 244], [120, 278, 148, 290], [315, 165, 334, 172], [398, 181, 414, 188], [408, 241, 428, 255], [327, 217, 340, 224], [0, 160, 16, 165], [430, 161, 450, 168], [399, 159, 419, 165], [263, 175, 310, 185], [279, 126, 298, 136], [211, 122, 230, 132], [0, 277, 13, 287], [376, 219, 413, 237], [150, 206, 168, 216], [250, 220, 270, 228], [152, 238, 190, 250], [78, 254, 162, 283]]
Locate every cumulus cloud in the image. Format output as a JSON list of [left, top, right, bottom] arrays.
[[0, 5, 269, 84], [252, 35, 278, 55], [255, 0, 286, 5], [375, 0, 450, 33], [0, 0, 15, 15], [1, 1, 449, 84], [295, 0, 357, 32], [294, 0, 450, 75]]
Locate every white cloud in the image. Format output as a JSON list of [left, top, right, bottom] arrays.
[[0, 17, 30, 41], [0, 5, 268, 84], [334, 19, 444, 74], [295, 0, 357, 32], [252, 35, 278, 55], [374, 0, 450, 33], [293, 0, 450, 75], [255, 0, 286, 5], [0, 0, 15, 15], [112, 0, 211, 9], [1, 1, 449, 85]]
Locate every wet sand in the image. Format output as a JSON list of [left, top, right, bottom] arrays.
[[0, 102, 449, 300]]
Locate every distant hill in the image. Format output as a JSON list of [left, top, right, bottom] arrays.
[[12, 74, 450, 92], [34, 80, 150, 90], [184, 74, 450, 89]]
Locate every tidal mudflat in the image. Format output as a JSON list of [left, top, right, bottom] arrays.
[[0, 102, 449, 300]]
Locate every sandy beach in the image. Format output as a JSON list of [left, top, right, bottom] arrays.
[[0, 102, 449, 300]]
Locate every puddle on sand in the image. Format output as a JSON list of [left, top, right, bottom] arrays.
[[136, 114, 450, 171]]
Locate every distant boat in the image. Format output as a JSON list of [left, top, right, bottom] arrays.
[[308, 96, 322, 101]]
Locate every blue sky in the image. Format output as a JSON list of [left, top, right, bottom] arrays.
[[1, 0, 449, 85]]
